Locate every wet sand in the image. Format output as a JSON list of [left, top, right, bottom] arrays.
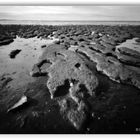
[[0, 36, 57, 89], [0, 24, 140, 134]]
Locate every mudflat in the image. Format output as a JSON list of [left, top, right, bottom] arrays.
[[0, 24, 140, 134]]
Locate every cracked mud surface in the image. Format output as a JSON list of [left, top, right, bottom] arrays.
[[0, 25, 140, 133]]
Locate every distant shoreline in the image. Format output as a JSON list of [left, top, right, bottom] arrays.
[[0, 20, 140, 25]]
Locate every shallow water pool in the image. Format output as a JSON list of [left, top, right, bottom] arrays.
[[0, 36, 57, 89]]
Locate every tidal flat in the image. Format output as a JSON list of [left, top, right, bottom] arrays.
[[0, 24, 140, 134]]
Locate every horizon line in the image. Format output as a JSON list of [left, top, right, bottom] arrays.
[[1, 19, 140, 22]]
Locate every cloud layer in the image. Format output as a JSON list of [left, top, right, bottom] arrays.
[[0, 6, 140, 21]]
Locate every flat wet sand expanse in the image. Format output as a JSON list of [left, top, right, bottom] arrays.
[[0, 24, 140, 134], [0, 36, 57, 89]]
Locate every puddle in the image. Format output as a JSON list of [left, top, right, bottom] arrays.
[[0, 36, 58, 89], [116, 38, 140, 53]]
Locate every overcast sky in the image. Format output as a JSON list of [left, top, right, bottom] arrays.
[[0, 6, 140, 21]]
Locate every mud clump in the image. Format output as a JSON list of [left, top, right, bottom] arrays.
[[31, 44, 99, 130], [7, 95, 27, 112], [58, 98, 88, 130], [76, 47, 140, 89], [9, 49, 21, 59], [115, 47, 140, 67], [116, 52, 140, 67], [117, 47, 140, 59], [46, 50, 98, 99], [41, 44, 47, 48]]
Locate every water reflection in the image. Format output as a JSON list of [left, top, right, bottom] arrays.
[[0, 36, 57, 89]]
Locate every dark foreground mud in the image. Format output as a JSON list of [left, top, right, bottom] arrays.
[[0, 24, 140, 134]]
